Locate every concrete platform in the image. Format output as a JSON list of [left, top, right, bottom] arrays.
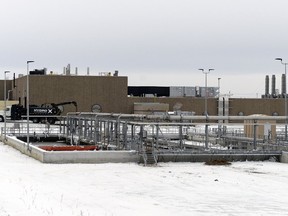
[[2, 135, 139, 163], [0, 135, 285, 164]]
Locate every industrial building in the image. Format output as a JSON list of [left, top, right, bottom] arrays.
[[0, 71, 286, 117], [1, 70, 288, 166]]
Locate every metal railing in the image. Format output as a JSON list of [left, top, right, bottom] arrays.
[[62, 113, 288, 153], [1, 113, 288, 154], [0, 120, 65, 140]]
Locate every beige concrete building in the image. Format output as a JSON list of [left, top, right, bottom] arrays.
[[10, 74, 128, 114], [0, 74, 285, 120]]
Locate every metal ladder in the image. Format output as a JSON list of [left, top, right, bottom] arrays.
[[141, 145, 157, 166]]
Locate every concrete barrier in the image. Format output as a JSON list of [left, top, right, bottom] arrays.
[[1, 135, 139, 164], [0, 135, 284, 164], [280, 151, 288, 163], [42, 150, 139, 163], [158, 153, 280, 163], [1, 135, 45, 162]]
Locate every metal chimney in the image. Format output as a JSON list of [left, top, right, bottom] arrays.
[[265, 75, 269, 96], [66, 64, 71, 75], [272, 75, 276, 96], [282, 73, 286, 96]]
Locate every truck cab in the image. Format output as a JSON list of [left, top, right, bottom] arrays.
[[0, 106, 12, 122]]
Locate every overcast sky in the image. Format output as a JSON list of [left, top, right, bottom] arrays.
[[1, 0, 288, 97]]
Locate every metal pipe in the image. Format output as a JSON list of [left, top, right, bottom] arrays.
[[285, 63, 287, 141], [67, 112, 288, 122], [4, 71, 10, 141], [94, 114, 99, 144], [26, 61, 34, 151], [123, 121, 128, 149], [275, 58, 288, 141], [116, 114, 122, 149], [253, 120, 257, 150], [199, 68, 214, 116]]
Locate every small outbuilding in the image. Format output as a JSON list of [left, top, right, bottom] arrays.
[[244, 114, 276, 141]]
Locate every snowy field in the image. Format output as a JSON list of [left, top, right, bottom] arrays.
[[1, 143, 288, 216]]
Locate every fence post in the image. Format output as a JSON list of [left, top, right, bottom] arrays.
[[253, 120, 257, 150]]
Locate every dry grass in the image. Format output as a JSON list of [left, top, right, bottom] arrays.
[[205, 159, 232, 166]]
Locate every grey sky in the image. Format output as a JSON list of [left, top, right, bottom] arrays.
[[1, 0, 288, 97]]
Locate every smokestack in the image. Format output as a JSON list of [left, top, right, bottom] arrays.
[[282, 73, 286, 96], [272, 75, 276, 97], [66, 64, 71, 75], [13, 73, 16, 88], [265, 75, 269, 96]]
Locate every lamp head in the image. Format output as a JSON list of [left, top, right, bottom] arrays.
[[27, 61, 34, 64], [208, 69, 214, 72], [198, 68, 204, 71], [275, 58, 283, 62]]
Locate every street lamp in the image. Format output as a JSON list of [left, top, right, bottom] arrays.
[[218, 77, 222, 137], [275, 58, 288, 141], [218, 77, 221, 97], [27, 60, 34, 150], [199, 68, 214, 149], [4, 71, 10, 141], [199, 68, 214, 115]]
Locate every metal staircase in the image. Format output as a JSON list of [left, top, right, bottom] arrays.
[[141, 145, 158, 166]]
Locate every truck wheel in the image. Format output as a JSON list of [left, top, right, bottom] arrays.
[[48, 118, 55, 124], [0, 116, 4, 122], [32, 118, 39, 123]]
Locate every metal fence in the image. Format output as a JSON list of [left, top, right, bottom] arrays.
[[62, 113, 288, 152], [2, 114, 288, 154], [0, 120, 65, 141]]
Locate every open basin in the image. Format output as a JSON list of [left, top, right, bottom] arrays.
[[38, 145, 99, 151]]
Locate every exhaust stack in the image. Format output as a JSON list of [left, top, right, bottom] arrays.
[[265, 75, 269, 96], [272, 75, 276, 97], [282, 73, 286, 96]]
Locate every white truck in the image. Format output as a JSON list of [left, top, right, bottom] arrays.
[[0, 105, 13, 122]]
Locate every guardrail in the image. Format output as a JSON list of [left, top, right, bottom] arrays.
[[2, 114, 288, 153]]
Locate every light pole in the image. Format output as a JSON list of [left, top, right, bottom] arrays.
[[199, 68, 214, 115], [4, 71, 10, 141], [275, 58, 287, 141], [218, 77, 221, 97], [199, 68, 214, 149], [27, 60, 34, 150], [218, 77, 221, 137]]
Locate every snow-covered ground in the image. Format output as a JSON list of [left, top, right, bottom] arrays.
[[1, 142, 288, 216]]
